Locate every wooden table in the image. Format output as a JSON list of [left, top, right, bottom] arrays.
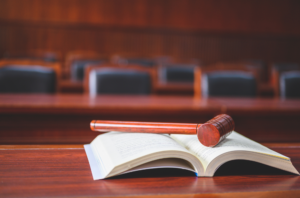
[[1, 94, 300, 144], [154, 82, 194, 95], [1, 144, 300, 197], [58, 79, 84, 93]]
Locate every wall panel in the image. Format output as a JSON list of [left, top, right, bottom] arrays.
[[1, 0, 300, 35], [0, 0, 299, 66]]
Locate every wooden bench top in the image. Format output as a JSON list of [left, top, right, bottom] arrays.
[[1, 144, 300, 197]]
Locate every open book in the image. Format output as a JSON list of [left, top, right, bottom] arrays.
[[84, 131, 299, 180]]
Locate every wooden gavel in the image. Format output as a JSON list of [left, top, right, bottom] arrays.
[[90, 114, 235, 147]]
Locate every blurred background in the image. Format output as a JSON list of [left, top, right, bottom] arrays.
[[0, 0, 299, 98], [1, 0, 300, 145], [1, 0, 299, 62]]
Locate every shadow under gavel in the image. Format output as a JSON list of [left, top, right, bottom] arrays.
[[90, 114, 235, 147]]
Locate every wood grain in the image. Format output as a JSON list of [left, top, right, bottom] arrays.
[[197, 114, 234, 147], [154, 82, 194, 96], [91, 120, 197, 134], [0, 145, 300, 197], [1, 0, 300, 69], [58, 79, 84, 93], [0, 94, 300, 144], [1, 0, 300, 35]]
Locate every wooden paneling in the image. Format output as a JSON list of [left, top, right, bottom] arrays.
[[1, 145, 300, 197], [1, 20, 299, 65], [0, 0, 300, 35], [0, 0, 300, 66]]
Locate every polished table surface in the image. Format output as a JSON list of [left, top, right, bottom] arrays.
[[1, 144, 300, 198], [1, 94, 300, 114], [1, 94, 300, 144]]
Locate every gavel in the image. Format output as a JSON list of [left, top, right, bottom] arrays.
[[90, 114, 235, 147]]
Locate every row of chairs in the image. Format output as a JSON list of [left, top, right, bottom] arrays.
[[0, 58, 299, 98], [46, 51, 300, 98], [65, 52, 177, 82], [2, 50, 298, 82], [67, 53, 300, 98]]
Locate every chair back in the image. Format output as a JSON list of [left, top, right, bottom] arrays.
[[194, 63, 258, 98], [65, 51, 109, 80], [86, 66, 153, 96], [201, 71, 257, 97], [0, 59, 60, 93], [273, 63, 300, 73], [271, 63, 300, 97], [71, 60, 104, 81], [0, 65, 56, 93], [280, 71, 300, 99], [112, 56, 157, 67], [158, 64, 197, 83]]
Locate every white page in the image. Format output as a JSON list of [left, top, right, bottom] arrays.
[[122, 158, 196, 175], [91, 132, 193, 168], [84, 144, 107, 180], [171, 132, 289, 170]]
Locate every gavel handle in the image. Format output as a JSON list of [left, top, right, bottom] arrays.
[[90, 120, 198, 134]]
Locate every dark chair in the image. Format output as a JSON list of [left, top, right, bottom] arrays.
[[114, 57, 156, 67], [0, 65, 56, 93], [88, 68, 152, 96], [159, 64, 196, 83], [273, 63, 300, 73], [280, 71, 300, 99], [126, 58, 156, 67], [71, 59, 104, 81], [65, 51, 109, 81], [243, 60, 267, 83], [202, 71, 257, 97], [271, 63, 300, 97]]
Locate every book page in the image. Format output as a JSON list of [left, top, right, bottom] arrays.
[[122, 158, 196, 175], [171, 132, 289, 170], [91, 132, 193, 168]]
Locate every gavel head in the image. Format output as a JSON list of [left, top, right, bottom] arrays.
[[197, 114, 235, 147]]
